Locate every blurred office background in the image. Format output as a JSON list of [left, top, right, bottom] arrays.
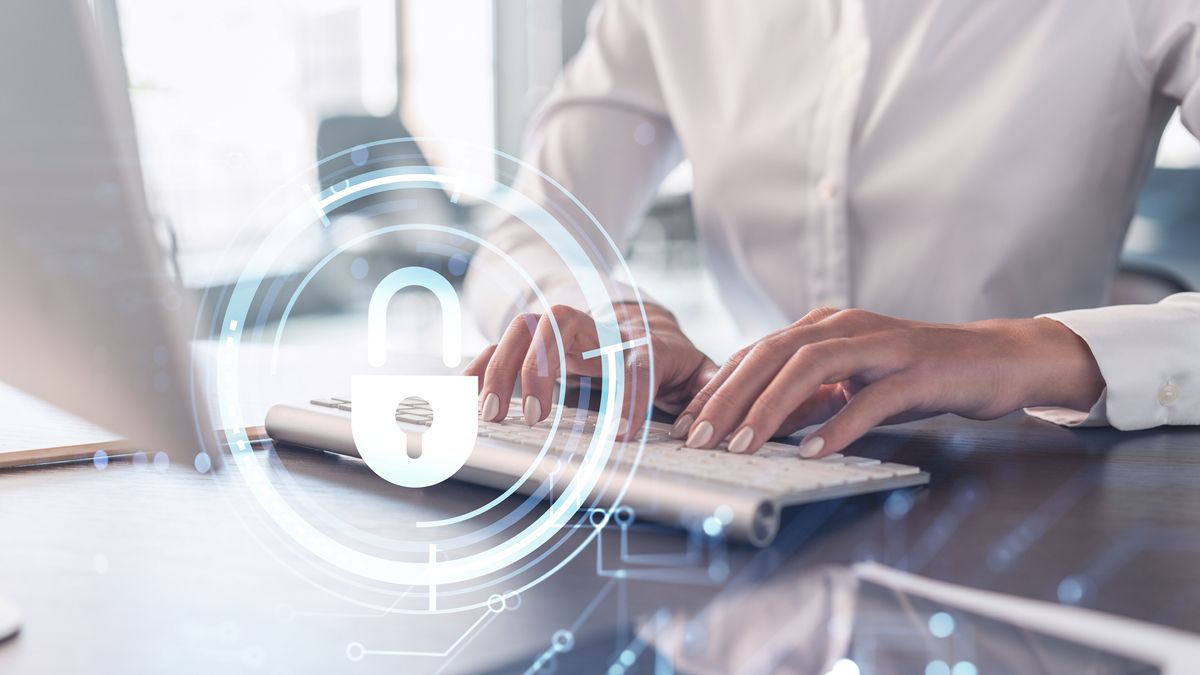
[[112, 0, 1200, 358]]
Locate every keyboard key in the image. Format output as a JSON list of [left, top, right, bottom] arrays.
[[307, 396, 923, 500]]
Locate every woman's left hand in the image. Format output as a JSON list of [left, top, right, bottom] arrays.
[[669, 308, 1106, 458]]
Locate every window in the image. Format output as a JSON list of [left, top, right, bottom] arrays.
[[117, 0, 399, 253], [398, 0, 495, 179]]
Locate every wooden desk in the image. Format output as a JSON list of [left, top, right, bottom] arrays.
[[1, 411, 1198, 674]]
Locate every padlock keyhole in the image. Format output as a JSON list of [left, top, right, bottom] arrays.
[[397, 396, 432, 459]]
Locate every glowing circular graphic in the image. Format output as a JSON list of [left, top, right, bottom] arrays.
[[207, 138, 656, 613]]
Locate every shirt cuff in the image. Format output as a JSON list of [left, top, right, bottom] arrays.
[[1031, 294, 1200, 430], [1024, 389, 1108, 427]]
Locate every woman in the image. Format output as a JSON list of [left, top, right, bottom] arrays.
[[463, 0, 1200, 457]]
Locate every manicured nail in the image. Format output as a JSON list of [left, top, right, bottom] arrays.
[[616, 417, 630, 437], [728, 427, 754, 454], [669, 413, 694, 439], [522, 396, 541, 426], [798, 436, 825, 458], [481, 393, 500, 421], [686, 420, 714, 448]]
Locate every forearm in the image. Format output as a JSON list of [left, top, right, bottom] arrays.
[[974, 317, 1105, 412]]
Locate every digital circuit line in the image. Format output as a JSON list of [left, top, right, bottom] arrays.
[[346, 604, 501, 662]]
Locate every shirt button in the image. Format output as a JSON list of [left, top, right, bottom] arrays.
[[817, 176, 839, 200], [1158, 382, 1179, 407]]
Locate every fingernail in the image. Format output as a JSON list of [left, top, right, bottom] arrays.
[[728, 427, 754, 454], [522, 396, 541, 426], [616, 417, 630, 437], [481, 393, 500, 422], [798, 436, 825, 459], [669, 413, 694, 439], [686, 420, 714, 448]]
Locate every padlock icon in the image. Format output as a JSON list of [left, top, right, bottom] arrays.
[[351, 267, 478, 488]]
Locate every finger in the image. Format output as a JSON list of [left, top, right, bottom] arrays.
[[671, 308, 844, 441], [732, 336, 903, 454], [519, 306, 596, 425], [770, 383, 853, 437], [668, 349, 745, 439], [463, 344, 498, 392], [480, 313, 537, 422], [798, 376, 915, 459], [687, 322, 855, 449], [616, 344, 655, 442]]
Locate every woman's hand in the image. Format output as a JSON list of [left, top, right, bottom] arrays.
[[464, 303, 717, 441], [671, 308, 1106, 458]]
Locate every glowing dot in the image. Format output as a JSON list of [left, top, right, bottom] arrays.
[[614, 505, 635, 527], [194, 452, 212, 473], [504, 590, 522, 610], [708, 560, 729, 580], [93, 450, 109, 470], [551, 629, 574, 653], [345, 642, 365, 661], [153, 452, 170, 473], [619, 649, 635, 666], [702, 516, 723, 537], [1058, 577, 1083, 604], [350, 147, 369, 166], [448, 253, 469, 277], [589, 509, 608, 528], [93, 553, 109, 574], [633, 122, 656, 146], [925, 660, 950, 675], [132, 452, 148, 470], [929, 611, 955, 638], [951, 662, 977, 675], [607, 665, 623, 675], [827, 658, 861, 675], [715, 505, 734, 524], [884, 491, 913, 519], [350, 257, 369, 280], [488, 594, 506, 612], [228, 319, 238, 331]]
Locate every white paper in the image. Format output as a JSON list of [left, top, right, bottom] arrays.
[[0, 381, 119, 453]]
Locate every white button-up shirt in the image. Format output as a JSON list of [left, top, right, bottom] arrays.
[[465, 0, 1200, 430]]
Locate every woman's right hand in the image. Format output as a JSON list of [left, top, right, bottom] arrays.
[[463, 303, 717, 441]]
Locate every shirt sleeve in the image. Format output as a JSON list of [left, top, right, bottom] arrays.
[[464, 0, 682, 340], [1027, 5, 1200, 429], [1027, 294, 1200, 429], [1125, 0, 1200, 132]]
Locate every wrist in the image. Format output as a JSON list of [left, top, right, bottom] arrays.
[[1017, 317, 1106, 411]]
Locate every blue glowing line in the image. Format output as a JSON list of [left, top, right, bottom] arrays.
[[581, 336, 651, 360]]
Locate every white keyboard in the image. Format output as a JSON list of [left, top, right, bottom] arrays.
[[263, 397, 929, 546]]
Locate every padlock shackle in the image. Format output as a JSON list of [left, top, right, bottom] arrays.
[[368, 267, 463, 369]]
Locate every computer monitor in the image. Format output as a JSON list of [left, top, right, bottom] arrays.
[[0, 0, 220, 471]]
